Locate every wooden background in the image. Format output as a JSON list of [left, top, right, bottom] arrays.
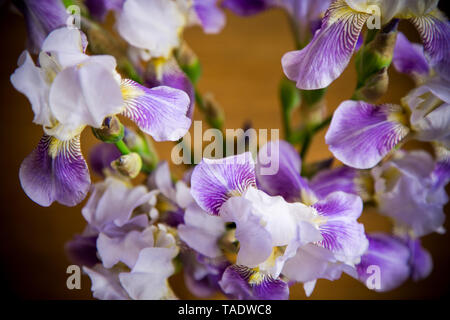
[[0, 3, 449, 299]]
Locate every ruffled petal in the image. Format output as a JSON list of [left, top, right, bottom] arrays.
[[410, 14, 450, 81], [119, 247, 177, 300], [191, 152, 256, 215], [178, 204, 226, 258], [84, 264, 129, 300], [48, 59, 124, 140], [220, 196, 273, 267], [313, 192, 368, 264], [325, 100, 410, 169], [282, 0, 369, 89], [309, 166, 359, 199], [193, 0, 226, 34], [393, 32, 430, 80], [85, 0, 125, 21], [19, 134, 90, 207], [121, 79, 191, 141], [256, 140, 311, 202], [97, 228, 154, 268], [219, 265, 289, 300], [116, 0, 184, 59], [10, 51, 52, 127], [356, 233, 410, 292], [82, 177, 153, 231]]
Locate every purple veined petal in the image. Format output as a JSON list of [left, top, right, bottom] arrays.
[[120, 79, 191, 141], [221, 0, 274, 16], [19, 134, 90, 207], [191, 152, 256, 215], [65, 235, 99, 268], [281, 0, 369, 90], [219, 265, 289, 300], [410, 14, 450, 82], [256, 140, 312, 202], [83, 264, 129, 300], [82, 177, 153, 232], [325, 101, 410, 169], [312, 191, 368, 264], [119, 247, 177, 300], [10, 51, 52, 127], [220, 196, 273, 267], [309, 166, 358, 199], [178, 204, 226, 258], [145, 58, 195, 120], [356, 233, 411, 292], [193, 0, 226, 34], [89, 143, 122, 177], [13, 0, 69, 53], [97, 228, 154, 269], [404, 236, 433, 282], [85, 0, 125, 21], [393, 32, 430, 80]]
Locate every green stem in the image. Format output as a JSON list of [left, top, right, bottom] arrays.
[[115, 139, 131, 155], [299, 115, 332, 159]]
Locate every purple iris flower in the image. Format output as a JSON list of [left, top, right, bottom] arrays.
[[10, 28, 191, 207], [371, 150, 447, 237], [282, 0, 450, 90], [325, 75, 449, 169]]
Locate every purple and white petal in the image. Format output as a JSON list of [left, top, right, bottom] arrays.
[[256, 140, 311, 202], [10, 51, 52, 127], [313, 191, 368, 264], [82, 177, 153, 232], [325, 101, 410, 169], [356, 233, 410, 292], [219, 265, 289, 300], [372, 150, 446, 236], [84, 264, 129, 300], [432, 144, 450, 189], [282, 1, 369, 89], [193, 0, 226, 34], [220, 196, 273, 267], [309, 166, 359, 199], [178, 204, 226, 258], [121, 79, 191, 142], [97, 227, 154, 268], [148, 161, 176, 202], [145, 58, 195, 119], [14, 0, 69, 53], [89, 143, 122, 177], [191, 152, 256, 215], [221, 0, 274, 16], [19, 135, 90, 207], [119, 247, 177, 300], [393, 32, 430, 80], [410, 14, 450, 81], [116, 0, 184, 59]]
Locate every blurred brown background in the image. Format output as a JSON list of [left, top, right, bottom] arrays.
[[0, 2, 449, 299]]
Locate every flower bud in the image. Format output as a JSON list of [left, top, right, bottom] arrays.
[[92, 116, 124, 143], [202, 93, 225, 130], [177, 42, 202, 85], [354, 19, 399, 101], [111, 152, 142, 178]]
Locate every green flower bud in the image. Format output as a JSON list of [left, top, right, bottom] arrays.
[[111, 152, 142, 178], [92, 116, 124, 143], [177, 42, 202, 85]]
